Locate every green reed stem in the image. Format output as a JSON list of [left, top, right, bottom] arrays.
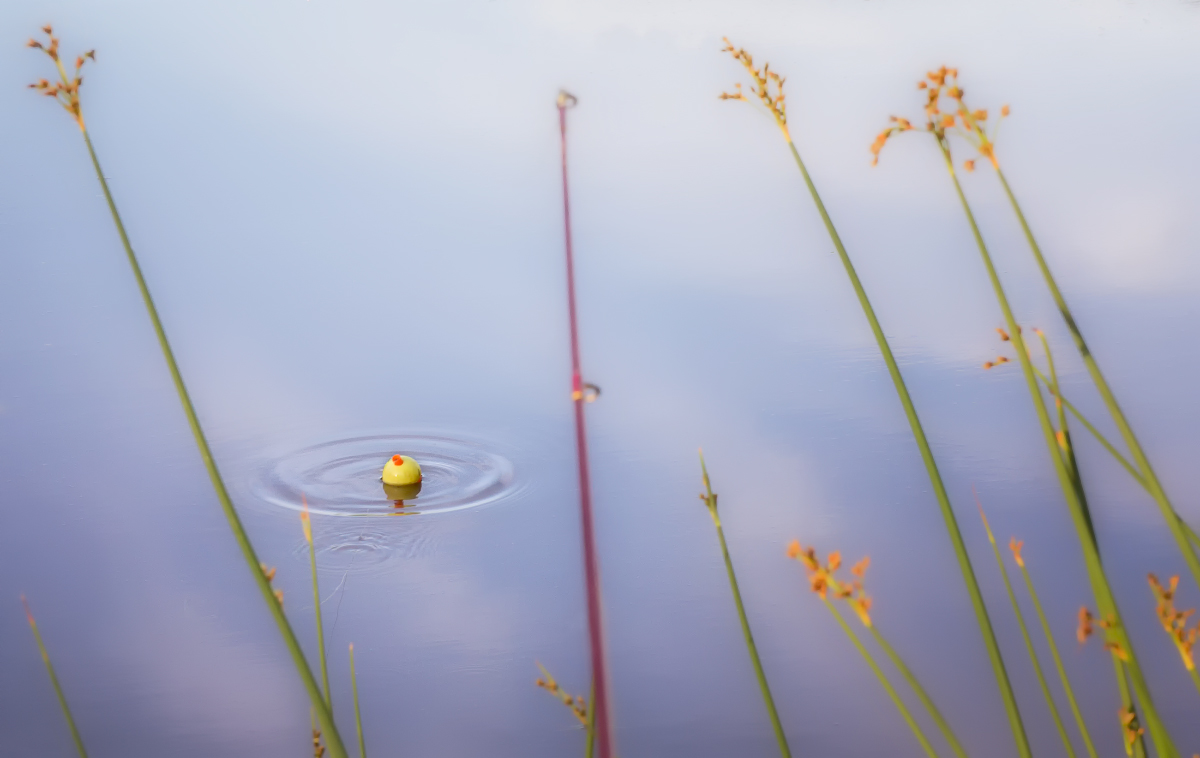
[[1031, 370, 1200, 551], [939, 140, 1177, 758], [823, 600, 939, 758], [349, 645, 365, 758], [994, 168, 1200, 594], [79, 129, 347, 757], [975, 499, 1076, 758], [699, 452, 791, 758], [866, 627, 968, 758], [303, 508, 332, 709], [1012, 560, 1098, 758], [20, 596, 87, 758], [783, 137, 1027, 757], [586, 678, 596, 758]]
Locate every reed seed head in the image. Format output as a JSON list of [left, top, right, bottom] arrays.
[[1077, 606, 1094, 643], [1148, 573, 1198, 670], [788, 542, 874, 626], [720, 37, 790, 139], [874, 66, 1009, 169], [1008, 538, 1025, 568], [260, 562, 283, 606], [26, 25, 93, 130], [1119, 706, 1144, 756], [312, 726, 326, 758], [534, 662, 588, 725]]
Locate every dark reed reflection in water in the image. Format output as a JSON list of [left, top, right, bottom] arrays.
[[2, 0, 1200, 756]]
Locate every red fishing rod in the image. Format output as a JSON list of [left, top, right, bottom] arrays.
[[556, 89, 614, 758]]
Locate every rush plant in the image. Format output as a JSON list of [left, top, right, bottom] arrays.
[[721, 39, 1028, 757], [873, 66, 1177, 757], [26, 27, 346, 756]]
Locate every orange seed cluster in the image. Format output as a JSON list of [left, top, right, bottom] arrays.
[[27, 25, 94, 130], [871, 65, 1010, 170], [1148, 573, 1198, 671], [787, 540, 873, 627], [719, 38, 789, 138]]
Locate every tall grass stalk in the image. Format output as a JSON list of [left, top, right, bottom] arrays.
[[873, 68, 1177, 757], [349, 644, 366, 758], [992, 165, 1200, 592], [26, 28, 346, 756], [975, 496, 1077, 758], [302, 498, 332, 708], [824, 600, 940, 758], [1008, 546, 1098, 758], [720, 41, 1027, 756], [20, 596, 87, 758], [698, 452, 792, 758]]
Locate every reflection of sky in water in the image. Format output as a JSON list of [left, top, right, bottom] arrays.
[[1, 0, 1199, 755]]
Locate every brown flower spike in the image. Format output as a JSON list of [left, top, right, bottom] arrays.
[[27, 25, 94, 130], [871, 66, 1010, 171], [1148, 573, 1199, 671], [787, 540, 874, 627], [720, 38, 790, 140]]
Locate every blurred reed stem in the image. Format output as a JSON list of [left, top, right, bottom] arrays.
[[349, 644, 366, 758], [935, 137, 1176, 758], [823, 600, 939, 758], [699, 452, 791, 758], [1031, 370, 1200, 551], [976, 498, 1076, 758], [302, 501, 332, 708], [1010, 550, 1098, 758], [79, 125, 347, 758], [994, 168, 1200, 593], [21, 596, 87, 758], [866, 628, 968, 758]]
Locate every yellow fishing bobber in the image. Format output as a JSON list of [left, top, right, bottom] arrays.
[[382, 454, 422, 486]]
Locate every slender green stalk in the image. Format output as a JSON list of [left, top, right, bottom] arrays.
[[79, 129, 346, 757], [785, 136, 1030, 756], [823, 600, 939, 758], [1012, 556, 1098, 758], [585, 678, 596, 758], [699, 452, 791, 758], [349, 644, 366, 758], [937, 138, 1177, 758], [20, 596, 87, 758], [302, 502, 332, 709], [1031, 372, 1200, 551], [994, 169, 1200, 592], [866, 628, 968, 758], [975, 499, 1076, 757]]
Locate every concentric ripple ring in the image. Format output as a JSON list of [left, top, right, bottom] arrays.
[[254, 433, 519, 517]]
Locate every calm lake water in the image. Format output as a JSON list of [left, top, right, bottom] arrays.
[[3, 1, 1200, 755]]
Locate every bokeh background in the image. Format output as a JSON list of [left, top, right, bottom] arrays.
[[2, 0, 1199, 755]]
